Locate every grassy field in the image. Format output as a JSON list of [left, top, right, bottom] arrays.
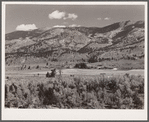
[[5, 71, 144, 109], [6, 66, 144, 77]]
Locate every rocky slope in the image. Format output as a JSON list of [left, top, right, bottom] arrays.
[[5, 20, 144, 69]]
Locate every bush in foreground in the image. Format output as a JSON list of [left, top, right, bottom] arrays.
[[5, 74, 144, 109]]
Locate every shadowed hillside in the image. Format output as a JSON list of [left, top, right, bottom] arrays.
[[5, 20, 144, 69]]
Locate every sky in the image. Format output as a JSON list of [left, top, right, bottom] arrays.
[[5, 4, 145, 33]]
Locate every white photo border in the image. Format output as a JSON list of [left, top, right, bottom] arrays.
[[1, 1, 148, 120]]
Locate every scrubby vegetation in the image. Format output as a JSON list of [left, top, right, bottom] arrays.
[[46, 69, 56, 77], [74, 63, 88, 69], [5, 74, 144, 109]]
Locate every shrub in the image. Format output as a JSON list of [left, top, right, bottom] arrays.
[[74, 63, 88, 69], [5, 74, 144, 109], [51, 69, 56, 77], [37, 83, 58, 105], [46, 69, 56, 77], [46, 72, 51, 77], [36, 65, 39, 69]]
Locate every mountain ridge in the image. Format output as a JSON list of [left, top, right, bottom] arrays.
[[5, 20, 144, 69]]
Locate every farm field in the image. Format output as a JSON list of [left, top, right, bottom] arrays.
[[6, 67, 144, 77]]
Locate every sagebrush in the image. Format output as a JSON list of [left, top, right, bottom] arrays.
[[5, 74, 144, 109]]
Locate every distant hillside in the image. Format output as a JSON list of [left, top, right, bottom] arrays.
[[5, 20, 144, 69]]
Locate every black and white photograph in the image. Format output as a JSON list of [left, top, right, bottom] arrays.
[[2, 1, 148, 120]]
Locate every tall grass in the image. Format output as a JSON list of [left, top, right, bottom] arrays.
[[5, 74, 144, 109]]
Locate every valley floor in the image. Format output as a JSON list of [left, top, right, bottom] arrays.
[[5, 65, 144, 77]]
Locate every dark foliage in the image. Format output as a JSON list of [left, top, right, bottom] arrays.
[[5, 74, 144, 109], [46, 69, 56, 77], [74, 63, 88, 69]]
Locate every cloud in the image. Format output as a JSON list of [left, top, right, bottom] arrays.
[[97, 17, 111, 20], [49, 10, 66, 19], [69, 24, 81, 27], [16, 24, 37, 31], [53, 25, 66, 28], [104, 17, 110, 20], [49, 10, 78, 20], [66, 13, 78, 20], [97, 17, 102, 20]]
